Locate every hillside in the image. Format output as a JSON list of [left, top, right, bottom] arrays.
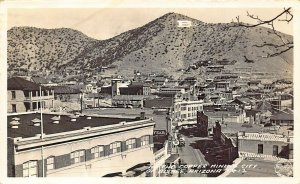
[[7, 27, 97, 71], [7, 12, 293, 78]]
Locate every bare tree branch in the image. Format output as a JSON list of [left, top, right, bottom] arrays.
[[253, 42, 293, 48], [268, 45, 293, 57], [230, 8, 293, 59], [237, 7, 292, 28]]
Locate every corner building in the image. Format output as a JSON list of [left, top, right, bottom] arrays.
[[7, 112, 155, 177]]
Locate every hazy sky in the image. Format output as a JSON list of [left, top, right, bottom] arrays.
[[8, 8, 293, 40]]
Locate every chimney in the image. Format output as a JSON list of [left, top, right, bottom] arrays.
[[69, 115, 78, 122], [10, 120, 20, 129], [31, 118, 41, 126], [140, 112, 146, 120], [51, 116, 60, 124]]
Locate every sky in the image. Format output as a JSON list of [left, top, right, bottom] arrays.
[[8, 8, 293, 40]]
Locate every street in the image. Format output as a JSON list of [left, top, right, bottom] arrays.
[[177, 135, 211, 177]]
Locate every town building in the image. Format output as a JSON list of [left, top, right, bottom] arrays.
[[119, 83, 151, 96], [211, 122, 238, 164], [52, 86, 81, 102], [215, 81, 230, 92], [7, 112, 155, 177], [237, 132, 293, 159], [144, 97, 173, 109], [112, 95, 156, 108], [270, 94, 293, 111], [196, 111, 208, 137], [7, 77, 54, 113], [111, 78, 123, 97], [270, 111, 293, 126], [173, 98, 204, 126], [203, 110, 245, 128], [206, 65, 224, 73]]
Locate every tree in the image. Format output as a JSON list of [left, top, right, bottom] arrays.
[[231, 8, 293, 59]]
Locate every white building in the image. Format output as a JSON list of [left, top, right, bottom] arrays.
[[7, 112, 155, 177], [173, 99, 204, 126]]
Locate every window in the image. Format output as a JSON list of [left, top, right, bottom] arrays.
[[181, 114, 186, 119], [126, 139, 136, 150], [181, 107, 186, 111], [71, 150, 85, 164], [12, 104, 16, 113], [188, 107, 191, 111], [110, 142, 121, 154], [91, 146, 104, 158], [46, 157, 54, 170], [23, 161, 37, 177], [141, 135, 150, 146], [258, 144, 263, 154], [12, 91, 16, 99]]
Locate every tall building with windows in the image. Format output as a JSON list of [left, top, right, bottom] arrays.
[[7, 77, 54, 113], [7, 112, 155, 177], [173, 98, 203, 126]]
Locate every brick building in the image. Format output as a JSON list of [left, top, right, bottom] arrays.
[[196, 111, 208, 137]]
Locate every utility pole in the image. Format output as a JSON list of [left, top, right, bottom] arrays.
[[39, 86, 45, 177], [80, 92, 83, 113], [98, 92, 100, 109]]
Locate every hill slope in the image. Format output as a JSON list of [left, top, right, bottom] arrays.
[[7, 27, 97, 71], [7, 13, 293, 78]]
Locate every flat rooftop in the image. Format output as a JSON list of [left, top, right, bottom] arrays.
[[84, 108, 168, 131], [215, 122, 279, 134], [8, 113, 136, 138]]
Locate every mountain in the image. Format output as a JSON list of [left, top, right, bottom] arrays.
[[7, 12, 293, 78], [7, 27, 97, 71]]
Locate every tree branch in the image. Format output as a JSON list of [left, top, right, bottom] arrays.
[[237, 7, 292, 28], [229, 8, 293, 59]]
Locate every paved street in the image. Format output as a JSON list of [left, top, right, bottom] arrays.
[[177, 135, 211, 177]]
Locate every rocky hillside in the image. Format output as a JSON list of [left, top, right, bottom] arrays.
[[8, 12, 293, 78], [7, 27, 97, 71]]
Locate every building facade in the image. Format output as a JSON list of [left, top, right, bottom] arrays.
[[173, 99, 204, 126], [7, 112, 155, 177], [238, 132, 293, 159], [7, 77, 54, 113]]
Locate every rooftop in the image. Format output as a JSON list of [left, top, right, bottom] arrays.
[[144, 97, 173, 109], [7, 112, 136, 138], [204, 110, 242, 117], [270, 111, 293, 121], [8, 77, 48, 91], [31, 77, 50, 84], [84, 108, 168, 131], [113, 95, 156, 101], [217, 122, 275, 134], [239, 132, 288, 142]]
